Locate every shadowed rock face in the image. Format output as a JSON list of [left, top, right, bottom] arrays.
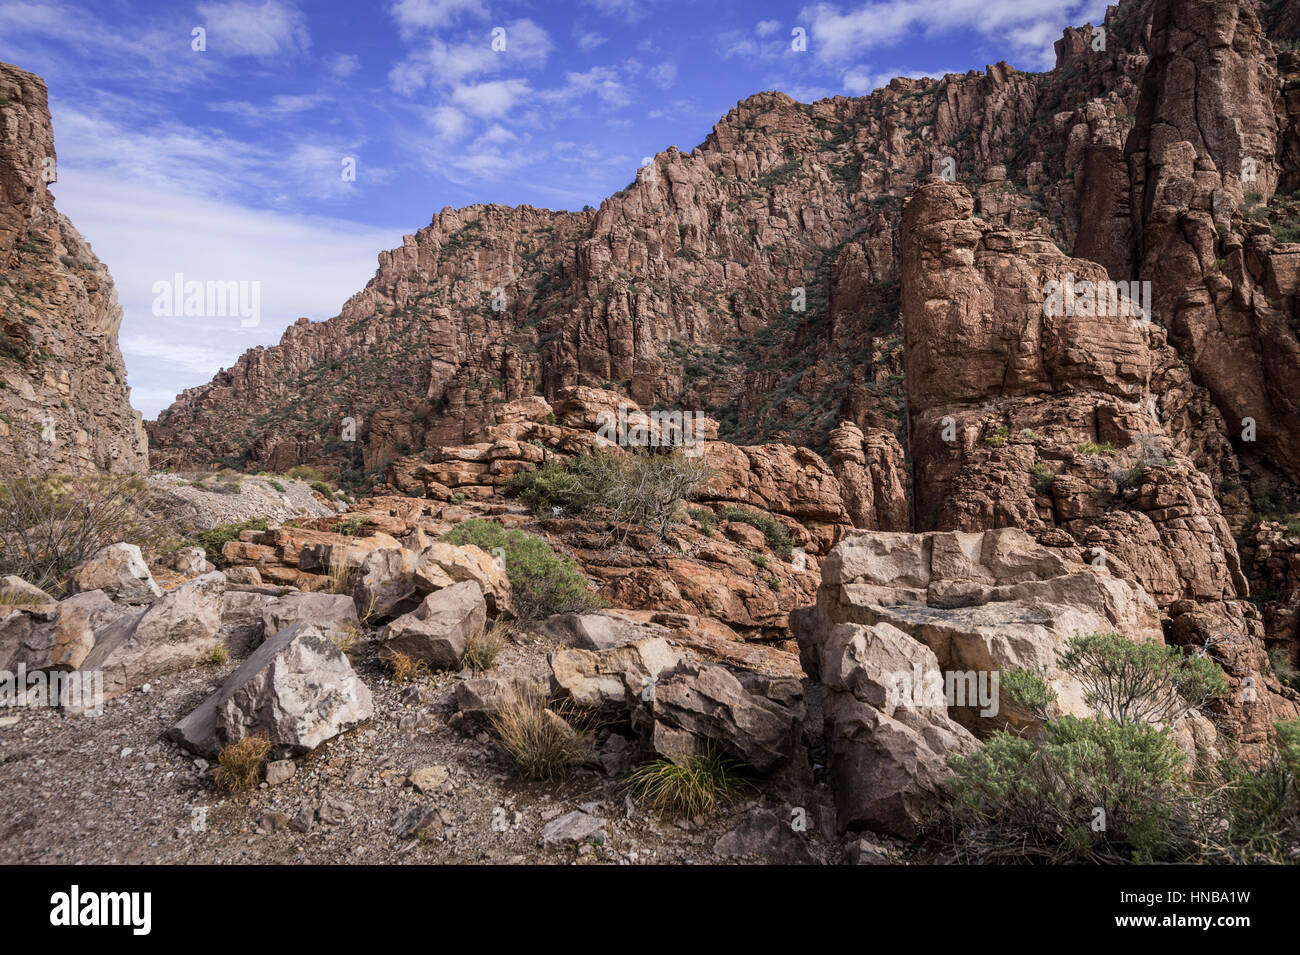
[[0, 61, 147, 477]]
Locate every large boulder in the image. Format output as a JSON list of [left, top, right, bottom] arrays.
[[67, 543, 162, 604], [351, 546, 419, 620], [166, 547, 215, 576], [0, 589, 120, 671], [169, 622, 373, 757], [645, 662, 801, 774], [414, 543, 512, 617], [548, 636, 679, 711], [260, 592, 359, 646], [537, 611, 652, 650], [380, 580, 486, 669], [80, 571, 227, 698], [0, 576, 55, 605], [217, 590, 275, 655], [797, 527, 1165, 731], [800, 619, 978, 837]]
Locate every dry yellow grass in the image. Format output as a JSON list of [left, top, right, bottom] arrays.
[[463, 619, 512, 671], [214, 735, 272, 793], [381, 646, 430, 683], [491, 686, 590, 780]]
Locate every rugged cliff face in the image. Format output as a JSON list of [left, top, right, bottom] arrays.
[[0, 61, 148, 477], [149, 23, 1134, 478]]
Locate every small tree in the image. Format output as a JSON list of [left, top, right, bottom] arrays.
[[1057, 632, 1228, 726]]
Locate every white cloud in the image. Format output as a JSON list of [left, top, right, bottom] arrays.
[[194, 0, 311, 58], [646, 61, 676, 89], [389, 0, 487, 33], [387, 18, 552, 94], [575, 30, 608, 52], [52, 169, 400, 418], [451, 78, 531, 118], [209, 92, 331, 119], [800, 0, 1103, 69], [543, 66, 631, 109], [756, 19, 781, 37], [329, 52, 360, 78], [427, 104, 471, 140]]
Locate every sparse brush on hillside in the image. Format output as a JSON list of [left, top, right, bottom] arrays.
[[688, 505, 794, 558], [442, 519, 601, 620], [506, 448, 711, 541], [0, 474, 164, 593]]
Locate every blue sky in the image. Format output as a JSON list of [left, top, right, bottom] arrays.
[[0, 0, 1107, 417]]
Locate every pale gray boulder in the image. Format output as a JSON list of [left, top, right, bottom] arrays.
[[169, 622, 373, 758], [381, 580, 485, 669]]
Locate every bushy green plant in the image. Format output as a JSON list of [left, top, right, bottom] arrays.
[[692, 504, 798, 553], [949, 716, 1189, 862], [947, 632, 1236, 862], [985, 425, 1009, 448], [506, 449, 711, 541], [442, 519, 600, 620], [1030, 462, 1054, 493], [1057, 632, 1228, 725]]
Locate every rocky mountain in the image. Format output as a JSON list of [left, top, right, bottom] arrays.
[[144, 0, 1300, 742], [0, 61, 148, 477]]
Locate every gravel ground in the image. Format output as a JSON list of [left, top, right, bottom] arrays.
[[0, 629, 851, 865], [146, 473, 336, 534]]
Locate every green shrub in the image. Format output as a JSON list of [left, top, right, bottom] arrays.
[[286, 465, 325, 482], [1114, 461, 1146, 490], [506, 449, 711, 541], [267, 479, 286, 493], [949, 716, 1189, 862], [186, 518, 270, 565], [309, 481, 335, 501], [711, 506, 794, 558], [1076, 441, 1117, 455], [985, 425, 1009, 448], [1030, 462, 1054, 493], [1057, 632, 1228, 725], [442, 519, 600, 620], [1196, 718, 1300, 863]]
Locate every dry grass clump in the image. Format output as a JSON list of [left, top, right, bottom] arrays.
[[625, 745, 757, 819], [331, 622, 362, 656], [463, 619, 512, 671], [205, 641, 230, 665], [381, 646, 430, 683], [491, 687, 590, 780], [214, 735, 272, 793]]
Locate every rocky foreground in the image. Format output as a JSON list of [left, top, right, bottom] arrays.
[[4, 386, 1297, 863]]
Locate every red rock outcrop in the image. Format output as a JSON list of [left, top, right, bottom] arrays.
[[900, 175, 1299, 751], [0, 61, 147, 475]]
